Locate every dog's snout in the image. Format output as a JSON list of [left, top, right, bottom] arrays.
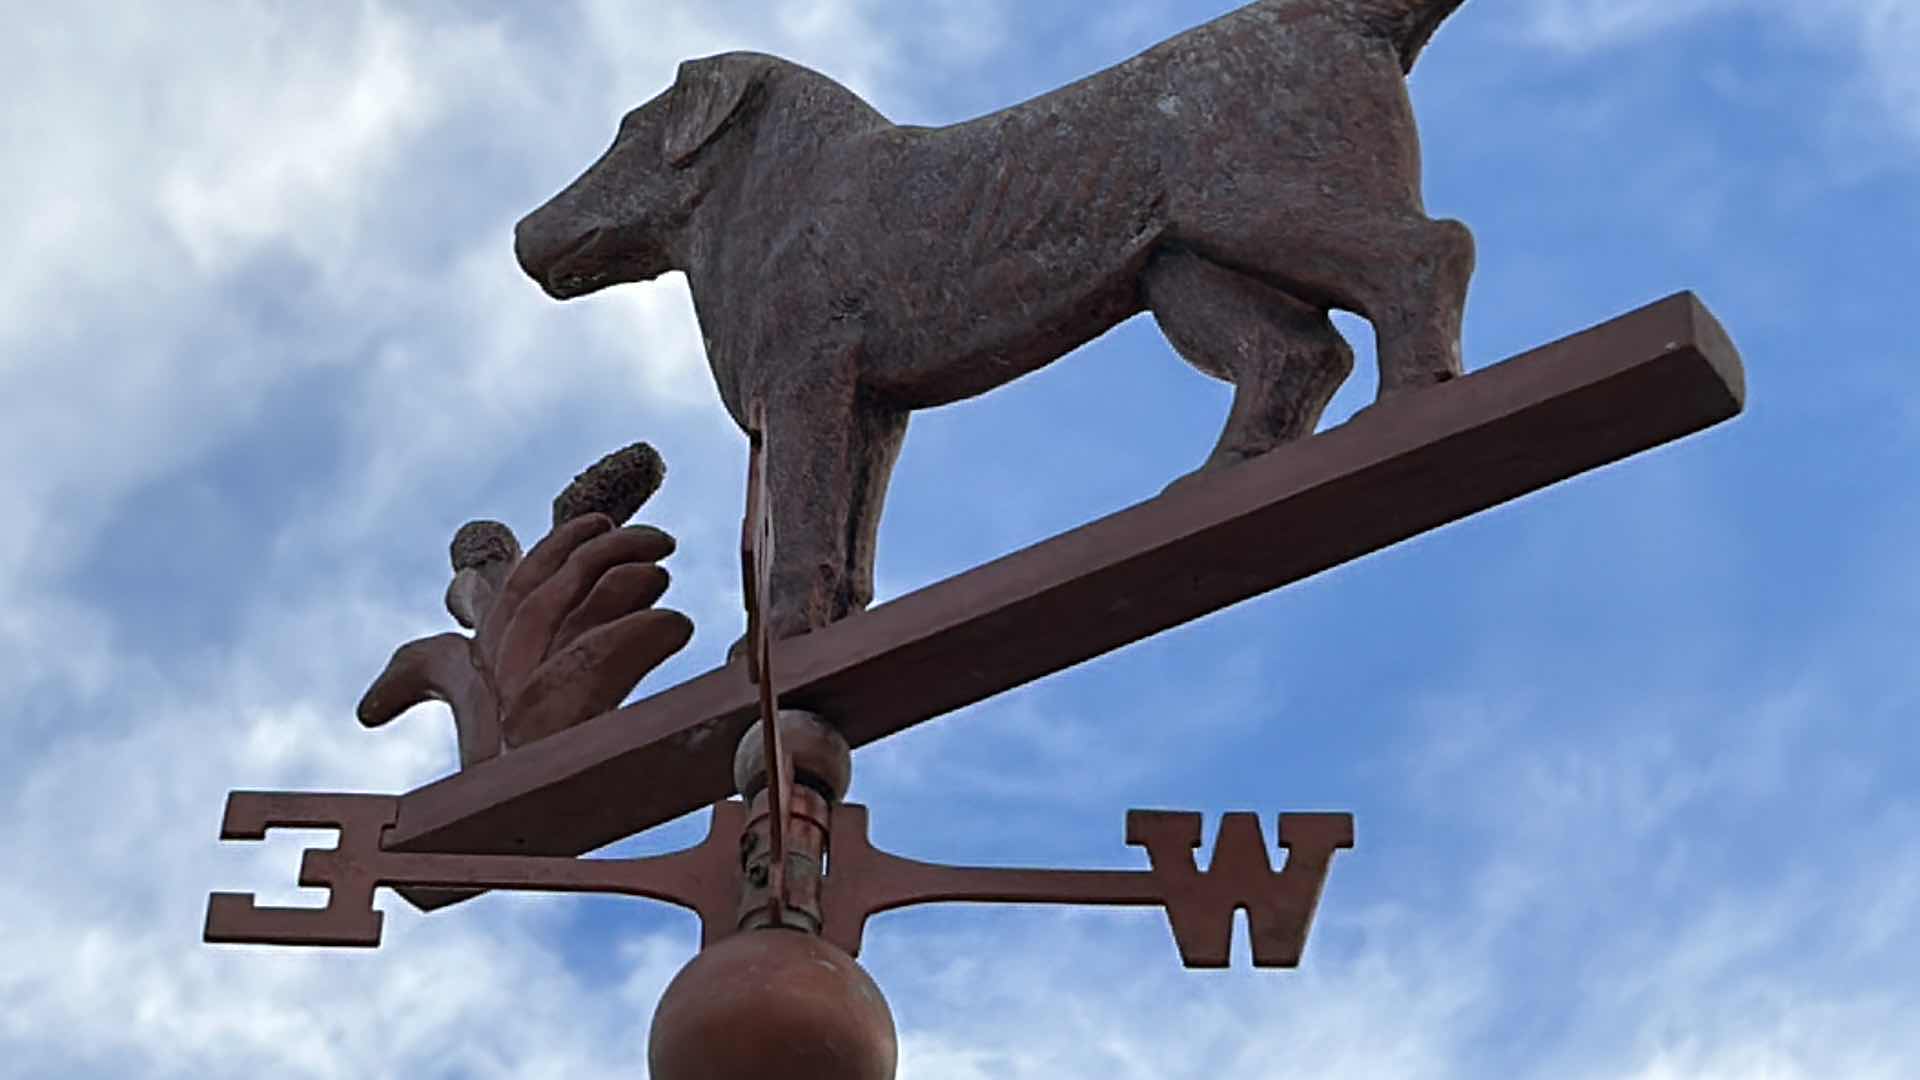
[[513, 212, 553, 283], [514, 207, 589, 299]]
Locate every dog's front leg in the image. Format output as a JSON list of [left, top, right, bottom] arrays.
[[758, 343, 908, 643]]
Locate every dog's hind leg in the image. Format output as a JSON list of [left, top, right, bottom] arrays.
[[1194, 210, 1474, 402], [1352, 215, 1475, 399], [1144, 249, 1353, 473]]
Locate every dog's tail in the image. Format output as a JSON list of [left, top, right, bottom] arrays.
[[1352, 0, 1468, 74]]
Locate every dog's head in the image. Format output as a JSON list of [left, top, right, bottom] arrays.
[[515, 52, 774, 299]]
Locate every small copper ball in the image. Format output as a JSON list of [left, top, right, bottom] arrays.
[[733, 710, 853, 803], [649, 930, 896, 1080]]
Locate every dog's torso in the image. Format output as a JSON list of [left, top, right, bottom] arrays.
[[687, 0, 1424, 420]]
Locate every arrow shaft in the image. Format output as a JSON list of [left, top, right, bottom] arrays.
[[208, 795, 1352, 968], [206, 792, 743, 948]]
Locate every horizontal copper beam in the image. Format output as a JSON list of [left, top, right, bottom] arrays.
[[205, 792, 743, 946], [386, 291, 1743, 902]]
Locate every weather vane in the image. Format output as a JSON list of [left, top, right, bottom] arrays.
[[204, 2, 1745, 1076]]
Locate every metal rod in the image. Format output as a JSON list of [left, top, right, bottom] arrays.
[[743, 404, 790, 925]]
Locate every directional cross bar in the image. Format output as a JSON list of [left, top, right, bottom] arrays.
[[206, 791, 743, 948], [386, 292, 1744, 888], [206, 792, 399, 948], [823, 805, 1354, 968], [207, 791, 1351, 968]]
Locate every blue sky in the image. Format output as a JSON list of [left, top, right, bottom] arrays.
[[4, 1, 1917, 1076]]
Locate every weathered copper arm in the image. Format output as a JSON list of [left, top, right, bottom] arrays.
[[821, 805, 1355, 967], [206, 792, 1351, 968], [205, 792, 742, 948]]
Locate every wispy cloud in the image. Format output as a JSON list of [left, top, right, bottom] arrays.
[[1518, 0, 1920, 153], [0, 1, 1016, 1075], [1520, 0, 1739, 53], [845, 679, 1920, 1080], [1838, 0, 1920, 141]]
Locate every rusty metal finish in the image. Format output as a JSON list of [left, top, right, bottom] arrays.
[[735, 711, 853, 805], [204, 788, 1348, 969], [357, 446, 693, 908], [739, 405, 792, 930], [204, 791, 744, 949], [205, 792, 399, 948], [1125, 810, 1353, 968], [358, 440, 690, 763], [819, 805, 1354, 968], [648, 930, 897, 1080], [365, 444, 687, 913], [736, 785, 831, 935], [732, 713, 849, 935], [381, 292, 1744, 882], [518, 0, 1475, 646]]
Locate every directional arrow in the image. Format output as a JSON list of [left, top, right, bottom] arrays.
[[822, 805, 1354, 968], [207, 791, 1352, 968]]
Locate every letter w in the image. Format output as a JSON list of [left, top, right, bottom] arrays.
[[1125, 810, 1354, 968]]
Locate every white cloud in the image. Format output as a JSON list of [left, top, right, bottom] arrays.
[[1518, 0, 1920, 149], [0, 2, 1030, 1076], [0, 3, 509, 610], [857, 642, 1272, 812], [1520, 0, 1737, 53], [842, 680, 1920, 1080], [0, 597, 665, 1076], [868, 910, 1488, 1079], [153, 9, 444, 274], [1843, 0, 1920, 139]]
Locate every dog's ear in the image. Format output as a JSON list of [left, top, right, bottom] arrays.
[[664, 53, 767, 168]]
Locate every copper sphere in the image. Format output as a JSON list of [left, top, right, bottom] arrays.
[[649, 929, 896, 1080], [733, 710, 853, 802]]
